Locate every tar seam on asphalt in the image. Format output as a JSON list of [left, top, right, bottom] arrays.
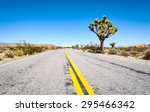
[[64, 63, 76, 95]]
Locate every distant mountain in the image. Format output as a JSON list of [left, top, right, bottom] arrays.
[[0, 42, 18, 47], [0, 42, 57, 48]]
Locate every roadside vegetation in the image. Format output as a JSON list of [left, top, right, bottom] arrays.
[[0, 41, 57, 62], [81, 15, 150, 60], [72, 43, 150, 60]]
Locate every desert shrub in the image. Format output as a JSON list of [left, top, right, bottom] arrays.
[[0, 54, 4, 61], [42, 46, 50, 51], [143, 49, 150, 60], [117, 46, 149, 53], [134, 47, 145, 52], [14, 49, 24, 56], [133, 52, 145, 59], [8, 47, 14, 51], [108, 48, 117, 54], [117, 47, 125, 51], [0, 48, 3, 53], [130, 51, 138, 57], [15, 42, 49, 55], [51, 46, 56, 50], [0, 56, 2, 61], [124, 47, 132, 52], [23, 44, 33, 55], [81, 43, 100, 53], [4, 50, 14, 58], [120, 51, 129, 57]]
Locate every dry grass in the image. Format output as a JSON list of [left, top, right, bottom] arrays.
[[143, 49, 150, 60], [108, 48, 117, 54], [0, 42, 57, 61], [4, 50, 14, 58], [79, 44, 150, 60]]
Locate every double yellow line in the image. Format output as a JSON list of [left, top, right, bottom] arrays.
[[65, 51, 96, 95]]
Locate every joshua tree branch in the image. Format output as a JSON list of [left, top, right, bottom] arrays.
[[106, 32, 111, 38], [92, 29, 98, 36], [96, 26, 98, 32]]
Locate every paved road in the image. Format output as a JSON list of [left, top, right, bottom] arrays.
[[0, 49, 150, 95]]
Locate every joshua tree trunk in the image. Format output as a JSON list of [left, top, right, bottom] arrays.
[[99, 39, 104, 53]]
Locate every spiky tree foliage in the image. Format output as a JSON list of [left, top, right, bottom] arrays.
[[110, 42, 115, 48], [89, 16, 118, 53]]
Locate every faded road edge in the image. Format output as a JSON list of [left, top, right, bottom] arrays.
[[65, 51, 96, 95]]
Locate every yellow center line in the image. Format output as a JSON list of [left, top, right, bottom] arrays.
[[65, 50, 96, 95], [68, 67, 84, 95]]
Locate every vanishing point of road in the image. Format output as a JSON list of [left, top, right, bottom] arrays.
[[0, 49, 150, 95]]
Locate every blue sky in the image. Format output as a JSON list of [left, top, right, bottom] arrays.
[[0, 0, 150, 47]]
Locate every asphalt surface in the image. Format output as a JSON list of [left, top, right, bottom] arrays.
[[0, 49, 150, 95]]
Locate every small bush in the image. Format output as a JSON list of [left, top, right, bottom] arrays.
[[14, 49, 24, 56], [143, 49, 150, 60], [15, 42, 49, 55], [0, 48, 3, 53], [120, 51, 129, 57], [4, 50, 14, 58], [81, 44, 100, 53], [0, 54, 4, 61], [51, 46, 56, 50], [0, 57, 2, 61], [108, 48, 117, 54], [130, 51, 138, 56]]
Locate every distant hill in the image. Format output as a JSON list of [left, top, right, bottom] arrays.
[[0, 42, 18, 47], [0, 42, 57, 48]]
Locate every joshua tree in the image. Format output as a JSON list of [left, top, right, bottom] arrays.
[[110, 42, 115, 48], [89, 16, 118, 53], [75, 44, 79, 49]]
